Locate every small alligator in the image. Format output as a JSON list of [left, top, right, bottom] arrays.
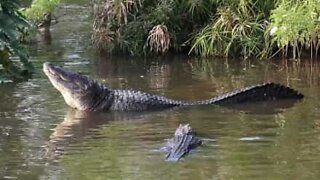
[[43, 62, 304, 111], [164, 124, 202, 161]]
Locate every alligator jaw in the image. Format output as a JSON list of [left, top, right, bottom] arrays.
[[43, 62, 91, 93], [43, 63, 111, 111]]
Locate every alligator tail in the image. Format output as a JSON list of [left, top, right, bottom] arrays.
[[202, 83, 304, 105]]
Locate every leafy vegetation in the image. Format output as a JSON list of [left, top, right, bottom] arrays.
[[267, 0, 320, 59], [93, 0, 216, 55], [0, 0, 61, 82], [92, 0, 320, 60], [190, 1, 270, 59], [21, 0, 60, 45], [23, 0, 60, 23], [0, 0, 33, 82]]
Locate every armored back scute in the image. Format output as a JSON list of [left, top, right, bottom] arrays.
[[210, 83, 304, 105]]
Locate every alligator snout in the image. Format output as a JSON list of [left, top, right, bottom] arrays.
[[43, 62, 56, 76]]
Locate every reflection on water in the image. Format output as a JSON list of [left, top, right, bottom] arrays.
[[46, 109, 174, 160], [1, 1, 320, 180], [223, 99, 302, 114], [48, 99, 297, 162]]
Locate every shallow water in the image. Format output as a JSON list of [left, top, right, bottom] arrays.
[[1, 2, 320, 180]]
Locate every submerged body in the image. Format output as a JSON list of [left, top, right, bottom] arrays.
[[43, 63, 304, 111]]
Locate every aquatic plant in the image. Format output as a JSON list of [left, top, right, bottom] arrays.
[[0, 0, 34, 82]]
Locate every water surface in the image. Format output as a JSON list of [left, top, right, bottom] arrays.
[[1, 2, 320, 180]]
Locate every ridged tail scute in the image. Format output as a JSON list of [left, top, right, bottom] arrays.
[[210, 83, 304, 106]]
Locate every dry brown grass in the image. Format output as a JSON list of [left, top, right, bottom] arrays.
[[92, 0, 143, 50], [92, 27, 115, 50], [146, 24, 171, 53], [95, 0, 142, 25]]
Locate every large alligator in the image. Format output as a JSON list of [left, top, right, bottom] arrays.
[[43, 62, 304, 111]]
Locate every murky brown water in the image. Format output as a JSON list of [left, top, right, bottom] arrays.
[[1, 2, 320, 180]]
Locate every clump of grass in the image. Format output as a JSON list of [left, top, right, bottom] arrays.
[[146, 24, 171, 53], [190, 1, 269, 59], [92, 0, 143, 53], [92, 27, 115, 51], [103, 0, 142, 24], [92, 0, 217, 55]]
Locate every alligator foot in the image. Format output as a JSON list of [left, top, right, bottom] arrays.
[[164, 124, 202, 161]]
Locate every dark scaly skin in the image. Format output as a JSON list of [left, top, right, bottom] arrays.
[[165, 124, 202, 161], [43, 63, 304, 111]]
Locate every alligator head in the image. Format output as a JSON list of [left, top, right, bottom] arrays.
[[165, 124, 202, 161], [43, 62, 113, 111]]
